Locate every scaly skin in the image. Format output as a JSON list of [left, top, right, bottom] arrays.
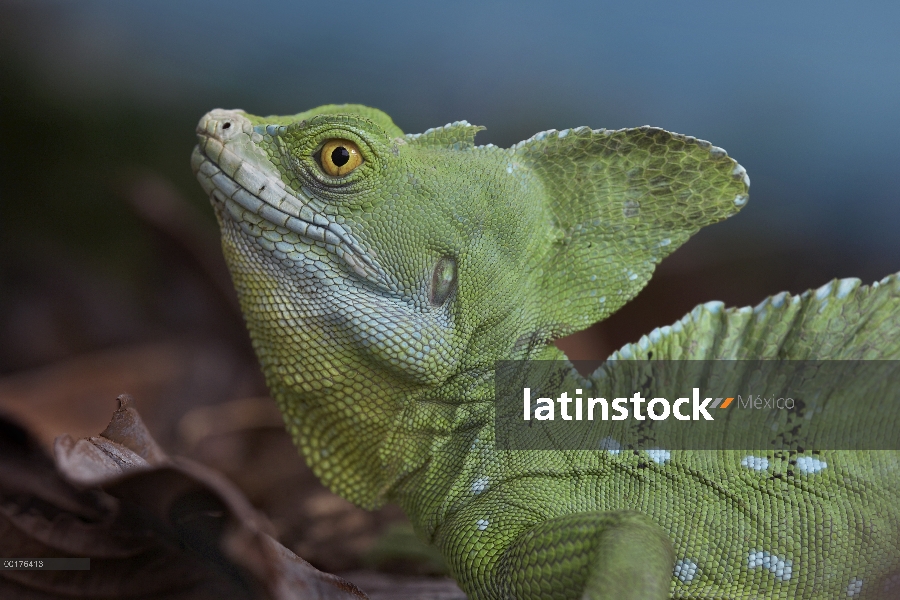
[[192, 105, 900, 599]]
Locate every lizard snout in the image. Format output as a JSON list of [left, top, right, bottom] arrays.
[[196, 108, 251, 143]]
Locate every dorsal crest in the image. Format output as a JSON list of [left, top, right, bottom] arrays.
[[405, 121, 486, 150]]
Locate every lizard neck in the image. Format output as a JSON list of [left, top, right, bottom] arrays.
[[388, 344, 573, 539], [268, 365, 496, 510], [263, 326, 570, 514]]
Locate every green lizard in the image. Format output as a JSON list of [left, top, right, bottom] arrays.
[[192, 104, 900, 599]]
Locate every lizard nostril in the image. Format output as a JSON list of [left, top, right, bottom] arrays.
[[431, 257, 457, 306], [222, 122, 231, 130]]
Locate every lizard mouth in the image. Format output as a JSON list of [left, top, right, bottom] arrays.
[[191, 133, 392, 291]]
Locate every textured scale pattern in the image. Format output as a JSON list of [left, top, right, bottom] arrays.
[[193, 104, 900, 599]]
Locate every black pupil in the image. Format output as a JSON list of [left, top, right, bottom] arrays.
[[330, 146, 350, 167]]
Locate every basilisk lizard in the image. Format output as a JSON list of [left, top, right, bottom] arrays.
[[192, 104, 900, 599]]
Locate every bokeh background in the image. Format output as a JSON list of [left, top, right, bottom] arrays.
[[1, 0, 898, 580]]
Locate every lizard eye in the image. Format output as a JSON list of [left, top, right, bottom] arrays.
[[318, 139, 363, 176], [431, 257, 457, 306]]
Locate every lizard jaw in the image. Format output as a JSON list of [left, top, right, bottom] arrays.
[[191, 109, 393, 291]]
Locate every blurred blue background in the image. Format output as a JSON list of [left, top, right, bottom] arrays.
[[2, 0, 899, 368], [1, 2, 897, 576]]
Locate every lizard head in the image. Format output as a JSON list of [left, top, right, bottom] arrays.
[[192, 105, 749, 505]]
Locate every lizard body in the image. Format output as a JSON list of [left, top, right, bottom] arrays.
[[192, 105, 900, 599]]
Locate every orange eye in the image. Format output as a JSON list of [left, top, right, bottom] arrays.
[[318, 139, 363, 176]]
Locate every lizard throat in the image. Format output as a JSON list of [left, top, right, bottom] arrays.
[[190, 144, 393, 291]]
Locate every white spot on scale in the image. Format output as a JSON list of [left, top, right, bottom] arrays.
[[674, 559, 699, 583], [796, 456, 827, 475], [704, 301, 724, 314], [471, 477, 489, 495], [847, 577, 863, 597], [476, 519, 489, 531], [836, 278, 860, 299], [734, 194, 749, 207], [599, 436, 621, 455], [558, 129, 569, 138], [646, 449, 671, 464], [747, 550, 793, 581], [659, 237, 672, 246], [815, 281, 834, 301], [741, 455, 769, 471], [732, 163, 751, 188]]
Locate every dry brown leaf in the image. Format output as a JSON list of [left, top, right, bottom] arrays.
[[0, 341, 264, 449], [0, 394, 368, 600]]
